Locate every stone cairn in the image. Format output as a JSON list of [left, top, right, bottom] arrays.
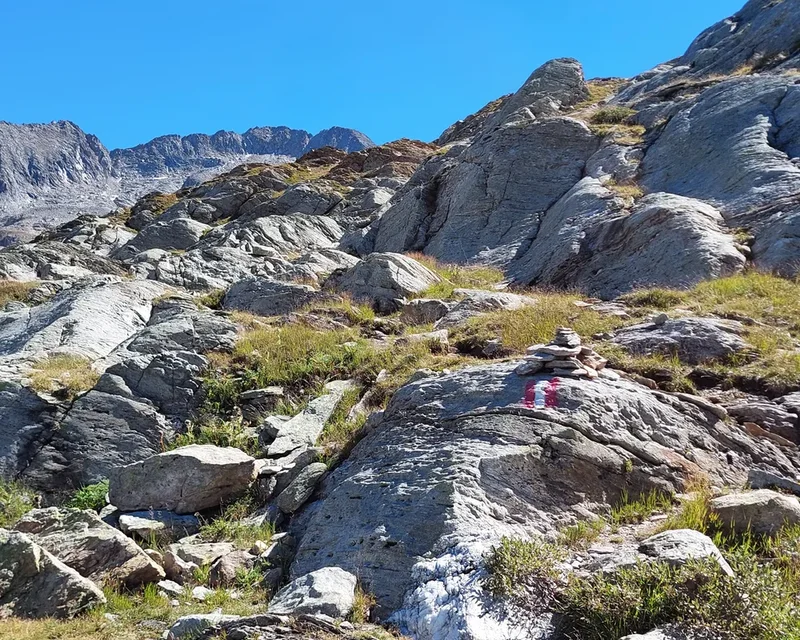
[[515, 327, 607, 379]]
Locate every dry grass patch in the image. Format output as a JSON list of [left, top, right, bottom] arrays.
[[28, 354, 99, 398], [453, 291, 626, 354], [0, 583, 269, 640], [0, 280, 37, 308], [605, 179, 644, 201], [406, 252, 505, 299], [573, 79, 628, 110], [589, 123, 646, 145]]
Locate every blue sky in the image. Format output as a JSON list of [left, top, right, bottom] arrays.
[[2, 0, 744, 149]]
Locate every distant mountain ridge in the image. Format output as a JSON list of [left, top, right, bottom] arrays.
[[0, 120, 374, 244]]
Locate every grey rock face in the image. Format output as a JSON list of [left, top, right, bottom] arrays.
[[369, 60, 598, 267], [612, 317, 750, 364], [108, 445, 257, 514], [20, 389, 171, 493], [112, 217, 211, 258], [511, 189, 746, 298], [166, 613, 241, 640], [710, 489, 800, 535], [678, 0, 800, 77], [640, 76, 800, 276], [13, 507, 165, 587], [400, 298, 452, 325], [208, 550, 258, 587], [222, 277, 336, 317], [290, 362, 793, 635], [324, 253, 441, 312], [268, 567, 357, 618], [0, 275, 168, 371], [0, 528, 106, 619], [727, 401, 799, 444]]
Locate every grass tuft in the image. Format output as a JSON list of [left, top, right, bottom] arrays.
[[0, 479, 37, 528], [0, 280, 37, 308], [28, 354, 99, 398]]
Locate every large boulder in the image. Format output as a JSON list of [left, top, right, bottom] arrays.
[[638, 529, 733, 576], [0, 529, 106, 619], [710, 489, 800, 535], [612, 317, 750, 364], [267, 381, 354, 458], [640, 76, 800, 277], [268, 567, 357, 618], [13, 507, 165, 587], [324, 253, 441, 311], [288, 361, 796, 637], [222, 277, 336, 317], [108, 445, 257, 514]]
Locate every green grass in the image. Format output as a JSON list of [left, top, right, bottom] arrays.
[[559, 518, 606, 549], [168, 416, 257, 455], [66, 481, 109, 512], [486, 525, 800, 640], [0, 479, 37, 528], [452, 291, 626, 354], [599, 344, 697, 393], [620, 288, 687, 309], [610, 489, 674, 525], [28, 354, 100, 398], [483, 537, 564, 614], [198, 494, 274, 549], [572, 79, 628, 110], [406, 252, 505, 299], [349, 584, 378, 625], [200, 322, 474, 421], [0, 582, 270, 640]]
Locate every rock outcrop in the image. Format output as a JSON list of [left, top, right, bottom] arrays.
[[108, 445, 257, 514], [13, 507, 165, 587], [289, 360, 793, 635], [0, 529, 106, 619]]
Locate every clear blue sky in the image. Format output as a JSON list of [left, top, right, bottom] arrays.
[[2, 0, 744, 149]]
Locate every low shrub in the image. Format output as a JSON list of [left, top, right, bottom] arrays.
[[590, 106, 637, 125], [67, 480, 109, 511], [0, 479, 37, 527]]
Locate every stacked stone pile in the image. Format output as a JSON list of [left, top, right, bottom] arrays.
[[516, 327, 607, 378]]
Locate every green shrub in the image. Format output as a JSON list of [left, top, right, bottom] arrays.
[[590, 106, 637, 125], [0, 479, 36, 527], [67, 480, 109, 511], [560, 518, 606, 549], [483, 537, 564, 614], [196, 288, 226, 309]]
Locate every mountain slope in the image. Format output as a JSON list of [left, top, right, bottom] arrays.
[[0, 121, 374, 245]]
